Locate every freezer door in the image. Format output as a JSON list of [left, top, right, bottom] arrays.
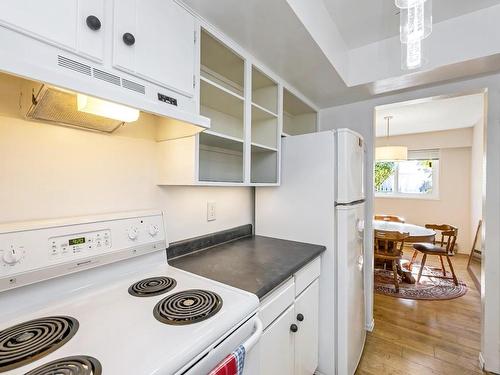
[[336, 202, 366, 375], [337, 129, 365, 204]]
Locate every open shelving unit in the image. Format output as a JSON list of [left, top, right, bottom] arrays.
[[199, 132, 244, 183], [283, 88, 317, 136], [198, 30, 246, 183], [200, 30, 244, 97], [251, 66, 279, 184], [157, 26, 318, 186]]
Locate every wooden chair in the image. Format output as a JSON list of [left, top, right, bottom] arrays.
[[374, 230, 409, 293], [410, 224, 458, 286], [374, 214, 406, 223]]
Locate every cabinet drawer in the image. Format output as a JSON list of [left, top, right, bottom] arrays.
[[294, 257, 321, 296], [259, 278, 294, 329]]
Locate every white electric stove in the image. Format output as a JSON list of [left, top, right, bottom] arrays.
[[0, 210, 261, 375]]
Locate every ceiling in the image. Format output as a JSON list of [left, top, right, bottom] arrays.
[[181, 0, 500, 109], [375, 93, 484, 137], [323, 0, 500, 49], [182, 0, 349, 108]]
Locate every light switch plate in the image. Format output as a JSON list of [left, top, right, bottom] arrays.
[[207, 201, 216, 221]]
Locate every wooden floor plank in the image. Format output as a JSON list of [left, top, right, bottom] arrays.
[[356, 254, 486, 374]]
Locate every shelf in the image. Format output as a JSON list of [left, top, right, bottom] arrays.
[[201, 30, 244, 97], [203, 130, 244, 144], [281, 132, 291, 137], [283, 88, 317, 136], [283, 88, 315, 116], [251, 142, 277, 152], [251, 102, 278, 150], [200, 78, 245, 140], [251, 148, 278, 184], [252, 102, 278, 121], [199, 132, 244, 183], [201, 76, 244, 102], [252, 66, 278, 114], [199, 131, 244, 152]]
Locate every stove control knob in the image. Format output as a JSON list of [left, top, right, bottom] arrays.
[[148, 225, 159, 237], [128, 227, 139, 240], [2, 248, 22, 265]]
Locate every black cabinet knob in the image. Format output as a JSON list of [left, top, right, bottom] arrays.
[[290, 324, 298, 333], [86, 15, 101, 31], [123, 32, 136, 46], [297, 313, 304, 322]]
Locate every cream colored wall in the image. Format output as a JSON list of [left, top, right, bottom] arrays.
[[0, 115, 253, 243], [376, 127, 473, 149], [375, 129, 473, 253]]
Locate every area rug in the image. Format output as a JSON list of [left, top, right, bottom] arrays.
[[374, 264, 467, 300]]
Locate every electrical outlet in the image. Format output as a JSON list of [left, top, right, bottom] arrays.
[[207, 201, 216, 221]]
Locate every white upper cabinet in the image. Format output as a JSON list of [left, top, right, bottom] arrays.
[[0, 0, 105, 61], [113, 0, 196, 97]]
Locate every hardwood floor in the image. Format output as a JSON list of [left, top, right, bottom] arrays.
[[356, 254, 486, 375]]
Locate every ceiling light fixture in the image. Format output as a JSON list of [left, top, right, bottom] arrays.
[[77, 94, 140, 123], [395, 0, 432, 70], [375, 116, 408, 161]]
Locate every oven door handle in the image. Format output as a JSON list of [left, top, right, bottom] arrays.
[[242, 318, 263, 353]]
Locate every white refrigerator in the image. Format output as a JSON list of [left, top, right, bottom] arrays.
[[255, 129, 366, 375]]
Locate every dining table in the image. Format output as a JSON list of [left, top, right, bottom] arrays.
[[373, 220, 436, 283], [373, 220, 436, 243]]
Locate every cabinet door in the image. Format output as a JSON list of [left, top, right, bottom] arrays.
[[0, 0, 104, 61], [294, 279, 320, 375], [260, 305, 294, 375], [113, 0, 195, 97]]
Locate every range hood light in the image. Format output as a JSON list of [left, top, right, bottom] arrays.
[[77, 94, 140, 123]]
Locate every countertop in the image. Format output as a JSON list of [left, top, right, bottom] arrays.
[[169, 234, 325, 299]]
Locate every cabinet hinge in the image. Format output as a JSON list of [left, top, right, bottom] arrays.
[[193, 75, 196, 89], [194, 31, 197, 44]]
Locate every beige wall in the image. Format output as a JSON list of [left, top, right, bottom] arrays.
[[375, 129, 473, 253], [376, 127, 473, 149], [0, 115, 253, 243]]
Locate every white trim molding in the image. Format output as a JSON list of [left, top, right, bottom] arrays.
[[478, 352, 485, 371], [365, 319, 375, 332]]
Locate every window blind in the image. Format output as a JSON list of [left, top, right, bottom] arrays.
[[407, 149, 440, 160]]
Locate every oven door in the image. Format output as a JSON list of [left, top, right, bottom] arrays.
[[181, 314, 263, 375]]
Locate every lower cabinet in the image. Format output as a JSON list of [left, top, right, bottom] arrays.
[[259, 271, 320, 375], [260, 305, 295, 375], [294, 279, 320, 375]]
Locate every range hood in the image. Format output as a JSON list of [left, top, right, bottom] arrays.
[[26, 85, 129, 133], [0, 51, 210, 138], [17, 80, 208, 140]]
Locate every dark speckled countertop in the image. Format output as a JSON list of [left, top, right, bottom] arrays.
[[168, 226, 325, 299]]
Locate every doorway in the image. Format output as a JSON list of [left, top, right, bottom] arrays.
[[359, 90, 487, 374]]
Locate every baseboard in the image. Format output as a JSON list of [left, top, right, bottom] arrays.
[[366, 319, 375, 332], [479, 352, 485, 370]]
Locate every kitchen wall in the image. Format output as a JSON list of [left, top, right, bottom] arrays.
[[0, 114, 254, 243], [375, 128, 473, 253], [319, 73, 498, 372]]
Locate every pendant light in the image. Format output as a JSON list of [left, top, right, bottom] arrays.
[[376, 116, 408, 161], [396, 0, 432, 70]]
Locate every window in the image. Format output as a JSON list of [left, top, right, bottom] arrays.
[[375, 149, 439, 199]]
